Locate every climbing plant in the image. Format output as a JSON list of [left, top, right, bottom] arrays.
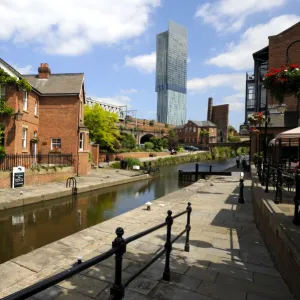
[[0, 67, 32, 116]]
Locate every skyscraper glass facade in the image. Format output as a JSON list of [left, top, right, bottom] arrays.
[[156, 20, 188, 126]]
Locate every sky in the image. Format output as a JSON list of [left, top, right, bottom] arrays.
[[0, 0, 300, 130]]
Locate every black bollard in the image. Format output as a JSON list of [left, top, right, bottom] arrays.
[[209, 165, 212, 173], [163, 210, 173, 281], [293, 171, 300, 225], [185, 202, 192, 252], [195, 164, 199, 181], [238, 174, 245, 204], [265, 163, 269, 193], [110, 227, 126, 300]]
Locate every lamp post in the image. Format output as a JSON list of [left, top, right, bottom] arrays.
[[261, 96, 270, 185]]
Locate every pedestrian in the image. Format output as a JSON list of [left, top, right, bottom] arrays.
[[236, 154, 240, 168]]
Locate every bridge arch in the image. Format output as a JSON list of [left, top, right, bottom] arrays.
[[140, 133, 155, 144]]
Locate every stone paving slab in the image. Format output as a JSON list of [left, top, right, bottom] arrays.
[[0, 173, 295, 300]]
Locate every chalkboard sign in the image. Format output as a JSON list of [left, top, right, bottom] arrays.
[[12, 166, 25, 188]]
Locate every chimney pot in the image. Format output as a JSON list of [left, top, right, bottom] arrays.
[[38, 63, 51, 79]]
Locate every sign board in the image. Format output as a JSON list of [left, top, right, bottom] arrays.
[[12, 166, 25, 188], [239, 124, 250, 135], [12, 215, 24, 225]]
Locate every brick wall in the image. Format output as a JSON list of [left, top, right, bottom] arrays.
[[91, 144, 99, 166], [252, 170, 300, 300], [268, 22, 300, 107], [212, 104, 229, 142], [0, 166, 75, 189]]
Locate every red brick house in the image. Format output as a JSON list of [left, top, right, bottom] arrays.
[[0, 59, 89, 175], [175, 120, 217, 145]]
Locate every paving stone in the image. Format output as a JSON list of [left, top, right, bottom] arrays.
[[246, 292, 280, 300], [197, 280, 247, 300], [151, 283, 214, 300], [31, 286, 66, 300], [57, 274, 108, 298], [253, 272, 289, 290], [166, 272, 201, 291], [127, 277, 158, 295], [185, 266, 218, 282], [136, 242, 163, 253]]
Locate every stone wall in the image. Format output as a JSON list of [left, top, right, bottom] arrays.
[[99, 152, 170, 162], [252, 169, 300, 299], [0, 166, 75, 189]]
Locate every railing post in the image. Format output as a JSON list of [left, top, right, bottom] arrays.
[[275, 167, 282, 204], [238, 173, 245, 204], [163, 210, 173, 281], [293, 170, 300, 225], [184, 202, 192, 252], [110, 227, 126, 300], [265, 163, 269, 193]]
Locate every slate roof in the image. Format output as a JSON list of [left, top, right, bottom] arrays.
[[191, 120, 217, 127], [23, 73, 84, 95], [175, 125, 184, 129]]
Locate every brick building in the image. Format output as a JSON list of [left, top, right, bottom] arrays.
[[0, 59, 89, 175], [207, 97, 229, 142], [244, 21, 300, 159], [175, 120, 217, 145]]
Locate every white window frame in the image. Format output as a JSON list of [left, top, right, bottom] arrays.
[[34, 100, 38, 116], [79, 132, 84, 151], [0, 84, 6, 98], [193, 127, 196, 133], [23, 91, 28, 111], [51, 138, 62, 150], [22, 128, 27, 148]]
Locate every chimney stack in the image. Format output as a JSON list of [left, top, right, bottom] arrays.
[[38, 63, 51, 79], [207, 97, 213, 121]]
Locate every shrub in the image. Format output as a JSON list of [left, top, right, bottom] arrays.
[[144, 142, 154, 150], [124, 157, 141, 168], [0, 145, 5, 158], [110, 161, 121, 169]]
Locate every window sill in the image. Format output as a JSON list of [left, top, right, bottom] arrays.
[[22, 150, 28, 153], [34, 115, 38, 118], [23, 110, 29, 114]]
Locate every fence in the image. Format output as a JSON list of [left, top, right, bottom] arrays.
[[0, 154, 73, 171], [3, 203, 192, 300]]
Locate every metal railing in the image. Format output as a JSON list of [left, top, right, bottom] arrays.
[[3, 203, 192, 300], [0, 153, 73, 171]]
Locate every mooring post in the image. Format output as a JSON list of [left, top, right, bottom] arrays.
[[265, 163, 269, 193], [110, 227, 126, 300], [293, 170, 300, 225], [185, 202, 192, 252], [238, 172, 245, 204], [163, 210, 173, 281], [209, 165, 212, 173], [195, 163, 199, 181]]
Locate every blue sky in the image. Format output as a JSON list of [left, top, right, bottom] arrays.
[[0, 0, 299, 129]]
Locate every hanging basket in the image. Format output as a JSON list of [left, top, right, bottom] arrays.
[[264, 64, 300, 103], [30, 137, 39, 144]]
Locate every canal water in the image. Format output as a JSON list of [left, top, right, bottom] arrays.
[[0, 159, 234, 264]]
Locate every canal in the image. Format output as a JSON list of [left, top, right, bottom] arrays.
[[0, 159, 235, 264]]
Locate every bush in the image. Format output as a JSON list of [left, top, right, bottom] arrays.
[[177, 147, 185, 153], [110, 161, 121, 169], [0, 145, 5, 158], [144, 142, 154, 150], [124, 157, 141, 168]]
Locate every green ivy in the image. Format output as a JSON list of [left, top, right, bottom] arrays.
[[0, 98, 14, 115], [0, 68, 32, 92]]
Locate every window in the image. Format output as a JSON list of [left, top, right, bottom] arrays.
[[34, 100, 38, 116], [22, 128, 27, 148], [193, 127, 196, 133], [51, 138, 61, 150], [79, 132, 84, 150], [185, 127, 188, 132], [0, 84, 6, 98], [189, 127, 192, 132], [23, 91, 28, 111]]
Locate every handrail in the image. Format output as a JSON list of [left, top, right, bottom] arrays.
[[3, 202, 192, 300]]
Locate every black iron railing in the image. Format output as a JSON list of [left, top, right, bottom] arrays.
[[0, 154, 73, 171], [3, 203, 192, 300]]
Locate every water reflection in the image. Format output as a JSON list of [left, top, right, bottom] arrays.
[[0, 159, 234, 264]]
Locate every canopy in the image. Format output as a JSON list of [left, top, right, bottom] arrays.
[[269, 139, 275, 146], [276, 127, 300, 139]]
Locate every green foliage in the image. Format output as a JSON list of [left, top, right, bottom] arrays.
[[149, 120, 155, 126], [84, 104, 120, 151], [144, 141, 154, 150], [150, 136, 163, 151], [110, 161, 121, 169], [165, 123, 169, 128], [228, 135, 241, 142], [211, 147, 235, 160], [0, 68, 32, 92], [88, 152, 92, 162], [161, 138, 169, 149], [177, 146, 185, 153], [200, 130, 209, 136], [0, 98, 14, 115], [237, 147, 249, 155], [121, 133, 136, 150], [124, 157, 141, 168], [0, 145, 5, 158]]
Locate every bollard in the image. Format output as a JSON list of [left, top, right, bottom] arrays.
[[265, 163, 269, 193], [238, 172, 245, 204], [110, 227, 126, 300], [209, 165, 212, 173], [293, 171, 300, 225], [185, 202, 192, 252], [195, 164, 199, 181], [163, 210, 173, 281]]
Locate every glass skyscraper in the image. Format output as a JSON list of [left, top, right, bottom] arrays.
[[156, 20, 188, 126]]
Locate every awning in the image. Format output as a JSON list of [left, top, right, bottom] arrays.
[[276, 127, 300, 139]]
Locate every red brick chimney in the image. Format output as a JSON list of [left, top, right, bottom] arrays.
[[207, 97, 213, 122], [38, 63, 51, 79]]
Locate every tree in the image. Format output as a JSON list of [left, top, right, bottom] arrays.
[[228, 135, 241, 142], [84, 104, 120, 151], [121, 133, 136, 150], [144, 142, 154, 150], [200, 130, 209, 144], [149, 120, 155, 126], [168, 129, 179, 149], [150, 136, 162, 151], [161, 138, 169, 149]]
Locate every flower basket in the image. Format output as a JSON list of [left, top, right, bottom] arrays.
[[264, 64, 300, 103], [30, 137, 39, 144], [250, 127, 260, 135], [248, 112, 266, 125]]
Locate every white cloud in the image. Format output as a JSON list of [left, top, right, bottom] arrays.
[[12, 64, 33, 74], [187, 73, 245, 93], [222, 93, 245, 111], [195, 0, 287, 32], [120, 88, 138, 94], [187, 57, 191, 64], [91, 95, 132, 107], [125, 52, 156, 73], [0, 0, 160, 55], [206, 14, 300, 70]]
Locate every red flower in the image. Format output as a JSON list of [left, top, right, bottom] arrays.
[[290, 63, 298, 69]]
